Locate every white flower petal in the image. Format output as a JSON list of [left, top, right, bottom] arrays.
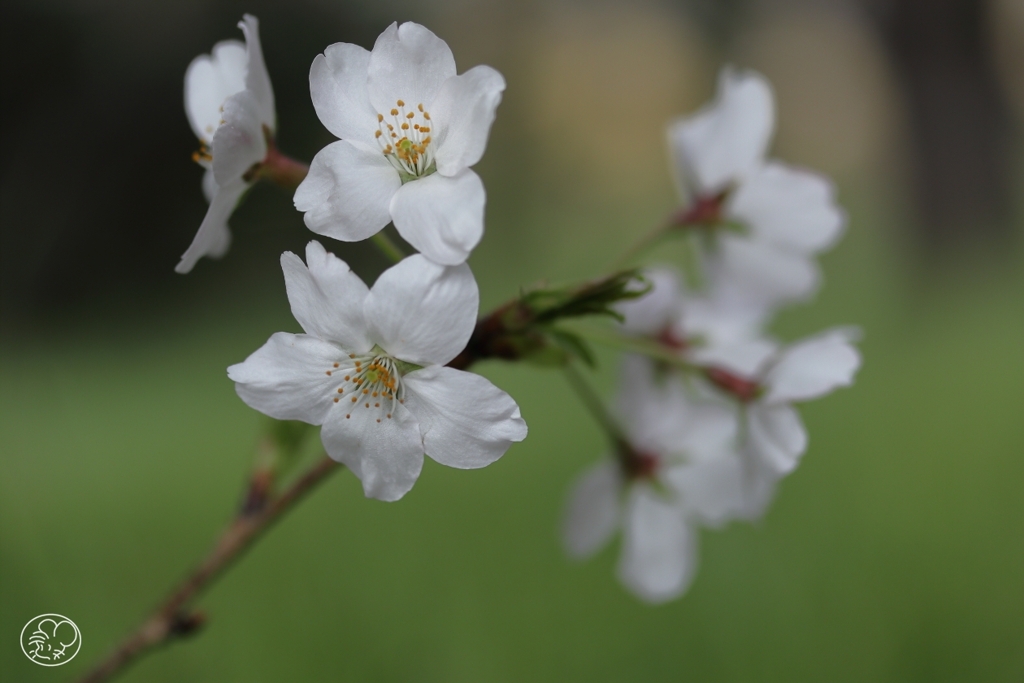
[[366, 22, 456, 116], [211, 90, 268, 186], [228, 332, 344, 425], [365, 255, 478, 366], [390, 169, 485, 266], [745, 403, 807, 475], [402, 366, 526, 469], [729, 162, 845, 253], [666, 445, 777, 526], [617, 267, 681, 336], [666, 454, 742, 526], [668, 67, 774, 196], [201, 167, 218, 203], [562, 460, 622, 559], [671, 390, 741, 455], [763, 329, 861, 403], [309, 42, 377, 144], [432, 65, 506, 175], [689, 339, 778, 378], [294, 140, 400, 242], [320, 401, 424, 502], [175, 179, 247, 274], [678, 278, 770, 348], [280, 242, 372, 353], [706, 236, 821, 310], [617, 487, 697, 603], [238, 14, 275, 131], [614, 354, 672, 446], [184, 40, 247, 145], [614, 355, 724, 458]]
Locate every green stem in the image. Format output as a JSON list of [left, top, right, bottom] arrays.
[[560, 323, 699, 373], [371, 231, 406, 263], [562, 362, 627, 446], [612, 223, 670, 269]]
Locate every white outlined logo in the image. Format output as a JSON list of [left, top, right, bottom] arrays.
[[20, 614, 82, 666]]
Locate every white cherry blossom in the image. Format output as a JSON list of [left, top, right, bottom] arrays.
[[562, 325, 858, 603], [228, 241, 527, 501], [744, 329, 861, 476], [618, 266, 777, 376], [562, 355, 755, 603], [667, 67, 845, 309], [294, 22, 505, 265], [703, 328, 862, 476], [177, 14, 276, 274]]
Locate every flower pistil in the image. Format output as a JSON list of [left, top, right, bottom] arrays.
[[375, 100, 435, 181], [328, 351, 407, 422]]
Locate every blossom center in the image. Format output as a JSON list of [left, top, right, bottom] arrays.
[[191, 104, 226, 167], [620, 443, 661, 481], [703, 366, 762, 402], [672, 190, 729, 229], [191, 144, 213, 166], [375, 99, 436, 181], [325, 351, 406, 423], [656, 325, 689, 351]]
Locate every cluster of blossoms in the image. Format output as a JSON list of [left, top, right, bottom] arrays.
[[181, 17, 524, 501], [562, 69, 861, 602], [178, 19, 859, 600]]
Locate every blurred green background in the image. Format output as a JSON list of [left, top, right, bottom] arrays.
[[2, 0, 1022, 681]]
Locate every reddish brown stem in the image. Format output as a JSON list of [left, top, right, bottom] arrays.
[[77, 333, 496, 683], [76, 456, 339, 683], [258, 145, 309, 190], [241, 126, 309, 190]]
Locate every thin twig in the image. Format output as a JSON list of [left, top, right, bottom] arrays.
[[612, 223, 670, 269], [558, 322, 699, 372], [77, 317, 494, 683], [76, 456, 339, 683], [562, 362, 627, 446], [370, 231, 406, 263]]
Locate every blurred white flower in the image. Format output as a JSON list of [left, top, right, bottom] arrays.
[[177, 14, 276, 274], [562, 355, 756, 603], [667, 67, 845, 309], [562, 326, 858, 603], [618, 266, 777, 376], [295, 22, 505, 265], [704, 328, 862, 476], [229, 241, 527, 502]]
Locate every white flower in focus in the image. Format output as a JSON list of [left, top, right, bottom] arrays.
[[667, 67, 845, 309], [228, 241, 527, 501], [294, 22, 505, 265], [178, 14, 276, 274], [561, 355, 751, 603]]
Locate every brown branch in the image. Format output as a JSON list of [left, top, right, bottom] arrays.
[[76, 330, 502, 683], [77, 266, 639, 680], [76, 456, 339, 683]]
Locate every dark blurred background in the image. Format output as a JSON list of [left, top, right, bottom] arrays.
[[2, 0, 1022, 681], [1, 0, 1021, 326]]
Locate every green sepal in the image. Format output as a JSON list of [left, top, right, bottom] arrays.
[[520, 342, 571, 367], [393, 358, 423, 376], [396, 161, 437, 185], [546, 327, 597, 368], [521, 270, 649, 325], [256, 417, 318, 483], [264, 418, 314, 458]]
